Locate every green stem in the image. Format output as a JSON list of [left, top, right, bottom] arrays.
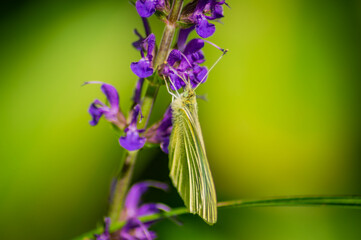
[[153, 0, 184, 69], [107, 0, 185, 224], [74, 195, 361, 240], [108, 151, 138, 222]]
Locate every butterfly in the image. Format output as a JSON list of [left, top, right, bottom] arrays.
[[165, 49, 227, 225]]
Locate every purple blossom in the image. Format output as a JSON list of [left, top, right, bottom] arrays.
[[119, 104, 146, 151], [120, 181, 170, 240], [94, 218, 111, 240], [86, 82, 126, 128], [135, 0, 165, 18], [145, 107, 172, 154], [132, 18, 151, 51], [155, 107, 172, 154], [189, 0, 227, 38], [177, 26, 195, 52], [132, 78, 145, 105], [162, 38, 208, 90], [131, 34, 156, 78]]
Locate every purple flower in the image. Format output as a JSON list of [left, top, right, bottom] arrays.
[[132, 18, 151, 51], [131, 34, 156, 78], [132, 78, 145, 105], [163, 38, 208, 90], [94, 218, 111, 240], [145, 107, 172, 154], [135, 0, 165, 18], [188, 0, 227, 38], [120, 181, 170, 240], [119, 105, 146, 151], [177, 26, 195, 52], [86, 82, 126, 128]]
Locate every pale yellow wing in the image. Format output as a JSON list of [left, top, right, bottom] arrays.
[[169, 96, 217, 224]]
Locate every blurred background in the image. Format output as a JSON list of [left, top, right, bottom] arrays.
[[1, 0, 361, 239]]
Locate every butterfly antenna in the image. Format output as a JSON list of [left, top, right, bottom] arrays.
[[194, 48, 228, 90], [163, 75, 179, 98]]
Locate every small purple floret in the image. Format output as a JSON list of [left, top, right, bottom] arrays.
[[87, 82, 124, 126], [131, 59, 154, 78], [195, 15, 216, 38], [186, 0, 227, 38], [120, 181, 170, 240], [131, 34, 156, 78], [119, 105, 146, 151], [156, 107, 173, 153], [136, 0, 156, 18], [135, 0, 165, 18]]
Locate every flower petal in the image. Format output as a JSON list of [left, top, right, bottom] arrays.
[[137, 203, 171, 217], [132, 29, 144, 51], [88, 101, 105, 126], [119, 130, 146, 151], [124, 181, 168, 218], [136, 0, 156, 18], [183, 38, 205, 55], [160, 137, 170, 154], [120, 218, 157, 240], [144, 33, 156, 60], [169, 72, 186, 90], [177, 26, 195, 52], [190, 65, 208, 87], [131, 58, 154, 78], [167, 49, 182, 66], [101, 83, 119, 111], [195, 16, 216, 38]]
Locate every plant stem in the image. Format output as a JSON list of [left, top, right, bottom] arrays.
[[153, 0, 184, 69], [108, 150, 138, 222], [75, 195, 361, 240], [141, 0, 184, 126], [107, 0, 184, 223]]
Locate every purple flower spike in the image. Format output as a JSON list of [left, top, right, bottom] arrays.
[[135, 0, 165, 18], [119, 105, 146, 151], [131, 34, 156, 78], [120, 181, 170, 240], [94, 218, 111, 240], [86, 82, 125, 127]]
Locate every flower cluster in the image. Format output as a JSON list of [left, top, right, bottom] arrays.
[[95, 181, 171, 240], [87, 0, 227, 153], [85, 1, 228, 239]]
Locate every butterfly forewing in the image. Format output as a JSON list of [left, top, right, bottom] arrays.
[[169, 89, 217, 224]]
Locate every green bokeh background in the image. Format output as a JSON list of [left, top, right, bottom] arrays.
[[1, 0, 360, 239]]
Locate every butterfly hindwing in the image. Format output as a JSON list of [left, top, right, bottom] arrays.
[[169, 91, 217, 224]]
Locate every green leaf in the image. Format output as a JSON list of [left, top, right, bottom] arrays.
[[72, 196, 361, 240]]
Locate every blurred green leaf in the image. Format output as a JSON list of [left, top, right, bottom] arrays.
[[73, 196, 361, 240]]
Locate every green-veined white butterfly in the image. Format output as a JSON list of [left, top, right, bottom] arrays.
[[165, 49, 227, 225]]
